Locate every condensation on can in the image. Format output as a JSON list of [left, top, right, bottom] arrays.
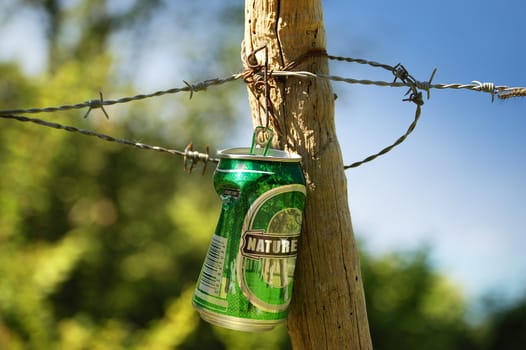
[[192, 147, 306, 332]]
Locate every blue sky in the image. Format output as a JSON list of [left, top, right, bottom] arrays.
[[1, 0, 525, 311], [322, 0, 526, 306]]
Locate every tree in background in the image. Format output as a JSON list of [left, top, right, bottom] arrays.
[[482, 295, 526, 350], [360, 246, 478, 350]]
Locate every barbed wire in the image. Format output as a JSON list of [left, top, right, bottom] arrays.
[[0, 53, 524, 172], [228, 50, 522, 168], [0, 114, 218, 174], [0, 75, 242, 117]]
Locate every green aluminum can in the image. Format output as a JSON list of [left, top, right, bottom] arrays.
[[192, 147, 306, 332]]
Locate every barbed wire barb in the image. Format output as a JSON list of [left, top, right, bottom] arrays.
[[416, 68, 437, 100], [183, 143, 213, 174], [84, 91, 110, 119], [472, 81, 496, 102]]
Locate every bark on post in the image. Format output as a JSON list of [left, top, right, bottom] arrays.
[[243, 1, 372, 349]]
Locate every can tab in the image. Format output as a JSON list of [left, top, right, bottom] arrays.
[[250, 126, 274, 156]]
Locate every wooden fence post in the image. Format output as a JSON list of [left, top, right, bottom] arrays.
[[243, 1, 373, 349]]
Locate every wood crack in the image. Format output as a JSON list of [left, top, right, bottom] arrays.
[[275, 0, 285, 67]]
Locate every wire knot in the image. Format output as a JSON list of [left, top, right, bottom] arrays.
[[183, 80, 212, 99], [392, 63, 411, 84], [241, 45, 269, 93], [184, 143, 211, 175], [84, 92, 110, 119], [472, 81, 496, 102], [403, 91, 424, 106], [415, 68, 437, 100]]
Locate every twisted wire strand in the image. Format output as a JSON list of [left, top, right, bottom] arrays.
[[326, 54, 394, 71], [274, 71, 519, 97], [0, 75, 242, 116], [0, 114, 219, 166], [499, 88, 526, 99], [344, 105, 421, 169]]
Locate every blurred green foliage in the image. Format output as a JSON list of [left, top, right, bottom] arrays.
[[0, 1, 525, 349], [361, 247, 477, 349]]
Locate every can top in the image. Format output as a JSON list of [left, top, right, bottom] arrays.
[[218, 147, 302, 162]]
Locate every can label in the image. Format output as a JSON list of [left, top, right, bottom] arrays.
[[197, 234, 228, 298], [238, 184, 304, 312], [193, 185, 306, 330]]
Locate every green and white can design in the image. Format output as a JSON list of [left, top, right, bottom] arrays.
[[238, 184, 305, 313], [192, 147, 306, 332]]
